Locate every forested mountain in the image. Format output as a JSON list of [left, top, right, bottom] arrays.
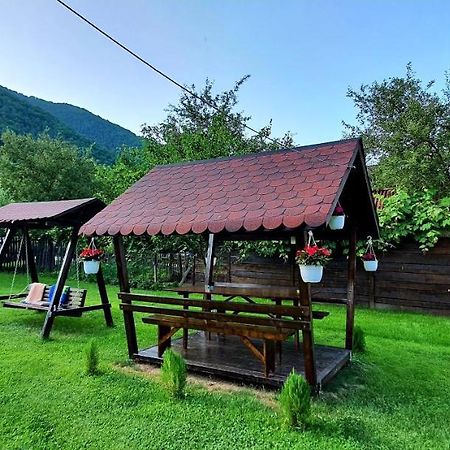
[[0, 85, 141, 164]]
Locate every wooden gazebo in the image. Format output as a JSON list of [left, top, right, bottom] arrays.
[[0, 198, 114, 338], [81, 138, 378, 390]]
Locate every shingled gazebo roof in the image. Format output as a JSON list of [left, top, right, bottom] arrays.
[[81, 138, 378, 238]]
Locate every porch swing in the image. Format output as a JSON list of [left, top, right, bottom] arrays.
[[2, 233, 88, 314], [0, 198, 114, 338]]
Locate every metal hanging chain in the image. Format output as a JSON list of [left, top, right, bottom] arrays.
[[24, 234, 30, 285], [365, 236, 376, 258], [307, 230, 318, 247], [8, 235, 26, 300], [88, 237, 97, 251]]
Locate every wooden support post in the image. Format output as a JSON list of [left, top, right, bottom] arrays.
[[204, 234, 216, 340], [182, 292, 189, 349], [96, 267, 114, 327], [23, 227, 39, 283], [41, 227, 79, 339], [297, 232, 318, 389], [158, 324, 172, 357], [368, 272, 375, 309], [0, 228, 16, 270], [263, 339, 276, 377], [290, 239, 301, 350], [153, 254, 158, 283], [204, 233, 215, 293], [345, 227, 357, 351], [114, 235, 138, 358]]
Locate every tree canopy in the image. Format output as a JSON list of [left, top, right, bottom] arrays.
[[0, 131, 98, 202], [344, 64, 450, 196]]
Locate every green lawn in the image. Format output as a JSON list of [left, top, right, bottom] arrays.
[[0, 272, 449, 449]]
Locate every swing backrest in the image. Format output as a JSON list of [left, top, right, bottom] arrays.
[[40, 286, 87, 308]]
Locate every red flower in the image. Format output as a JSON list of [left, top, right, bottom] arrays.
[[305, 245, 318, 256], [79, 248, 104, 261], [333, 205, 345, 216], [361, 252, 376, 261]]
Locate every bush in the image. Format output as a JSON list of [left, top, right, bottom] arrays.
[[85, 340, 99, 376], [279, 370, 310, 429], [353, 326, 366, 353], [161, 349, 187, 399]]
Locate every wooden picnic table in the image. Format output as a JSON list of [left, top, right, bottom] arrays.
[[164, 283, 333, 352]]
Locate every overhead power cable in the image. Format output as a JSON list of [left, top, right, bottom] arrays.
[[55, 0, 280, 145]]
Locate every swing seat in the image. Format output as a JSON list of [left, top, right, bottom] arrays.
[[1, 284, 87, 315]]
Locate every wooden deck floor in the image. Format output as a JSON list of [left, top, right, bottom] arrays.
[[136, 333, 350, 388]]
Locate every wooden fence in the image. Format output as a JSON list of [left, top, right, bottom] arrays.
[[0, 236, 66, 273], [190, 239, 450, 316], [0, 235, 193, 285], [2, 233, 449, 315]]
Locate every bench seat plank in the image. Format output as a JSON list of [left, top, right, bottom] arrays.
[[142, 315, 295, 341]]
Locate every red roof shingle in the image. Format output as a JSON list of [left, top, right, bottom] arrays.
[[81, 139, 361, 237]]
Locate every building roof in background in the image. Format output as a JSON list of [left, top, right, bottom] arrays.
[[373, 188, 395, 209], [0, 198, 105, 228]]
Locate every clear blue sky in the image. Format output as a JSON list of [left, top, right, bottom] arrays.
[[1, 0, 449, 145]]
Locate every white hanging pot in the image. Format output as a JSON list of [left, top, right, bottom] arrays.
[[83, 260, 100, 275], [329, 214, 345, 230], [363, 260, 378, 272], [299, 265, 324, 283]]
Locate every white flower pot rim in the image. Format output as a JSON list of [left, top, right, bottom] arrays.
[[299, 264, 324, 283], [328, 214, 345, 230]]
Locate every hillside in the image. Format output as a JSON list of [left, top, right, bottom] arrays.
[[0, 85, 141, 164]]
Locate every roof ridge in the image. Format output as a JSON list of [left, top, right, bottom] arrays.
[[155, 137, 361, 170]]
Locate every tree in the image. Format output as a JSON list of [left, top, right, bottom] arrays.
[[96, 78, 293, 279], [344, 64, 450, 196], [0, 131, 98, 202], [98, 76, 293, 204]]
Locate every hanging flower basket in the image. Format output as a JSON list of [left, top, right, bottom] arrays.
[[362, 254, 378, 272], [79, 241, 104, 275], [329, 205, 345, 230], [295, 231, 332, 283], [83, 260, 101, 275], [298, 265, 324, 283], [362, 236, 378, 272]]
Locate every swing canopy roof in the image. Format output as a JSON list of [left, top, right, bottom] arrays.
[[81, 138, 379, 240], [0, 198, 105, 229]]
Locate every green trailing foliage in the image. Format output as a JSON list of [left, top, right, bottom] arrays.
[[85, 339, 99, 376], [352, 326, 366, 353], [376, 189, 450, 252], [279, 370, 311, 429], [160, 349, 187, 400]]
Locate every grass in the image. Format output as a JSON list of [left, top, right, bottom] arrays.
[[0, 272, 449, 449]]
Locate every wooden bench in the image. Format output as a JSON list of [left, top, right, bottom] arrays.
[[2, 285, 87, 316], [165, 283, 334, 318], [119, 292, 311, 377]]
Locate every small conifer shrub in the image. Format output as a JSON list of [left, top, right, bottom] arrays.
[[85, 339, 99, 376], [353, 326, 366, 353], [279, 370, 310, 429], [161, 349, 187, 399]]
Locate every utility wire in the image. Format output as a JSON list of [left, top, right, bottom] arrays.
[[55, 0, 280, 145], [54, 0, 352, 169]]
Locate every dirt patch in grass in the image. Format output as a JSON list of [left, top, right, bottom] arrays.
[[116, 362, 278, 408]]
